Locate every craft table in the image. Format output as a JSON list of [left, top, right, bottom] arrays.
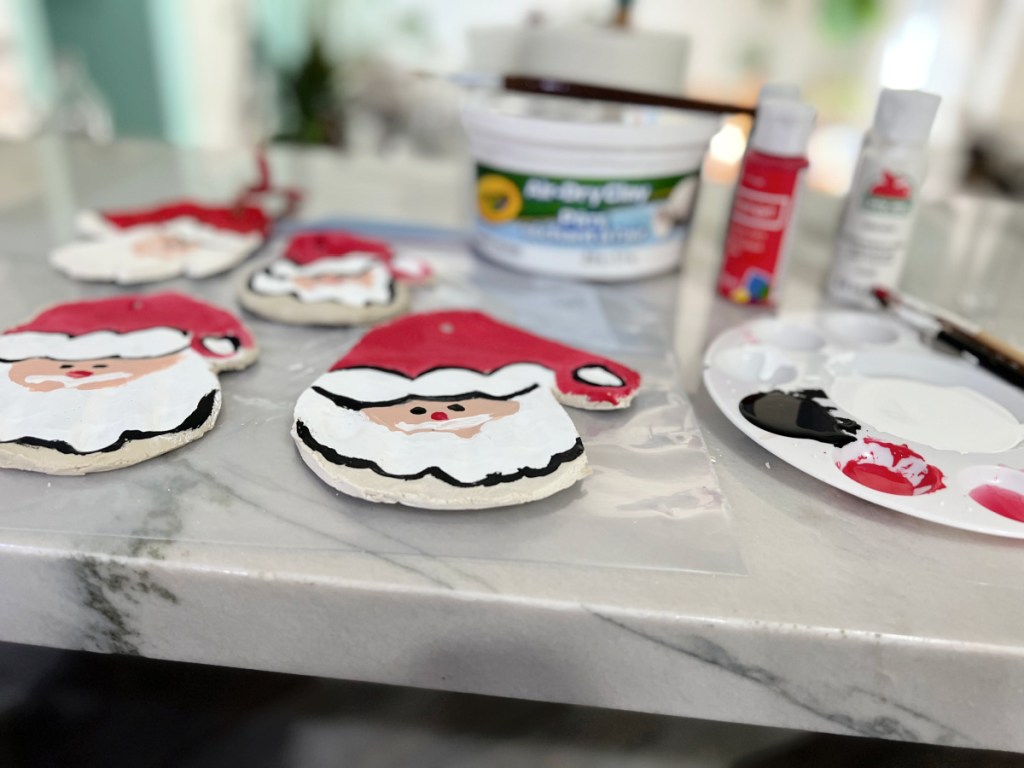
[[0, 138, 1023, 752]]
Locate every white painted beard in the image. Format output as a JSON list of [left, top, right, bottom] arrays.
[[51, 223, 260, 283], [249, 263, 394, 305], [0, 352, 219, 453], [295, 384, 583, 486]]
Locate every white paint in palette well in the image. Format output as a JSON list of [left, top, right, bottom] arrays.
[[830, 375, 1024, 454]]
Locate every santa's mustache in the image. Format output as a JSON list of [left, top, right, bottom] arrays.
[[24, 371, 132, 388], [393, 413, 493, 433]]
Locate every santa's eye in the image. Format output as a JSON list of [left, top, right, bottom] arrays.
[[410, 406, 427, 415], [93, 364, 108, 369], [447, 404, 465, 412], [59, 364, 73, 369]]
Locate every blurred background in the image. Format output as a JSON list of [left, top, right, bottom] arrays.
[[0, 5, 1023, 767], [0, 0, 1022, 200]]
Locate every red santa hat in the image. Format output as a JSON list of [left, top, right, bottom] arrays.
[[285, 231, 391, 264], [0, 292, 255, 363], [271, 230, 432, 282], [317, 310, 640, 408], [81, 149, 301, 238], [94, 201, 271, 236]]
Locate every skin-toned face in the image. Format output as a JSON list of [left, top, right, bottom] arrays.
[[292, 270, 378, 292], [362, 396, 520, 439], [8, 353, 184, 392], [132, 233, 195, 260]]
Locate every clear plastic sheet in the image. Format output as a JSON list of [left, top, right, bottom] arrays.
[[0, 219, 743, 574]]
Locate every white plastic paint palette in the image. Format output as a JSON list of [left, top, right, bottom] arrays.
[[703, 311, 1024, 538]]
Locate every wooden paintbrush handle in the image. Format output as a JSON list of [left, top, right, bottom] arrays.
[[502, 75, 756, 116], [973, 330, 1024, 369], [938, 327, 1024, 390]]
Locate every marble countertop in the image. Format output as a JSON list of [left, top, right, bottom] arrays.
[[1, 138, 1024, 752]]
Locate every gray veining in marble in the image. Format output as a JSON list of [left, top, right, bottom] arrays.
[[0, 139, 1023, 752], [0, 219, 738, 575]]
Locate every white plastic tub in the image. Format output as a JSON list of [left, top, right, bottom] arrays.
[[461, 93, 721, 281]]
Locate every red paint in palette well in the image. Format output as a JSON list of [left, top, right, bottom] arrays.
[[970, 484, 1024, 523], [839, 438, 945, 496], [843, 461, 919, 495]]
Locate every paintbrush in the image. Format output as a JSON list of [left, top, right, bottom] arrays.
[[872, 287, 1024, 390], [444, 72, 756, 117]]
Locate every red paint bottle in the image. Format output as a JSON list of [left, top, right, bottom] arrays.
[[717, 99, 815, 305]]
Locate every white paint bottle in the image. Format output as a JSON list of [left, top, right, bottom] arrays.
[[826, 89, 941, 306]]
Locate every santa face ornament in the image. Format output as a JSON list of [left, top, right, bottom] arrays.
[[50, 202, 272, 285], [0, 292, 257, 475], [238, 231, 432, 326], [292, 310, 641, 509]]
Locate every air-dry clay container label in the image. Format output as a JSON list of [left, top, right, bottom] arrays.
[[462, 94, 720, 281]]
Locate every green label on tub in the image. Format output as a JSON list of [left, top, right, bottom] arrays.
[[475, 164, 694, 223]]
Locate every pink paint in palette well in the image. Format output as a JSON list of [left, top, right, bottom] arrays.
[[970, 484, 1024, 523], [836, 437, 946, 496]]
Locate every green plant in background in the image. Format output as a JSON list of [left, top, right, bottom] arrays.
[[821, 0, 882, 40], [274, 36, 345, 146]]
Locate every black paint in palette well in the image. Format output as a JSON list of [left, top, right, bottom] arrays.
[[739, 388, 861, 447]]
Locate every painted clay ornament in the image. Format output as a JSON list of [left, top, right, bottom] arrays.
[[50, 152, 301, 285], [50, 202, 273, 285], [238, 230, 432, 326], [292, 310, 641, 509], [0, 292, 257, 475]]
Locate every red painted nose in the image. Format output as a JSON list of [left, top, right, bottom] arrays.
[[430, 411, 448, 421], [66, 370, 93, 379]]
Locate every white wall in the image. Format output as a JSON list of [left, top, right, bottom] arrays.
[[150, 0, 253, 149], [0, 0, 54, 137]]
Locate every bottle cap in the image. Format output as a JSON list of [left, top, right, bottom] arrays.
[[758, 82, 801, 104], [750, 98, 816, 158], [872, 89, 941, 145]]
